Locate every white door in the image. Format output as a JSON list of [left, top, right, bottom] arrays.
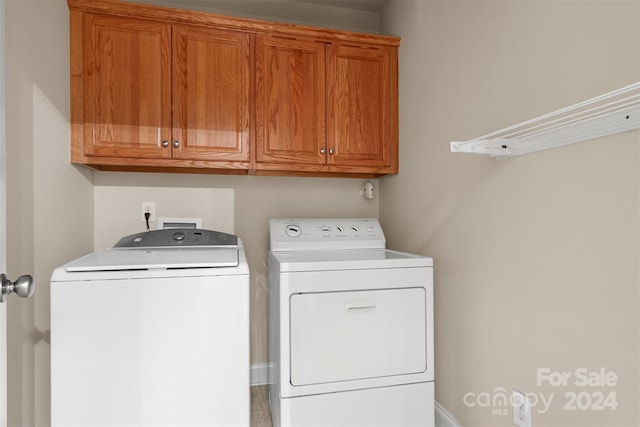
[[1, 0, 7, 424], [0, 2, 33, 426]]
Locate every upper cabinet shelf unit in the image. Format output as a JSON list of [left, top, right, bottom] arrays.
[[451, 82, 640, 159], [68, 0, 400, 177]]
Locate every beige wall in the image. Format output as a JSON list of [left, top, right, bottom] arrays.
[[4, 1, 380, 425], [5, 0, 95, 426], [93, 186, 236, 250], [381, 1, 639, 426]]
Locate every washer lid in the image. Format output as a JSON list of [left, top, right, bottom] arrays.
[[58, 229, 241, 273], [64, 247, 239, 272]]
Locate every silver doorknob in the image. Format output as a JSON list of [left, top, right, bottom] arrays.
[[320, 148, 326, 155], [0, 274, 35, 303], [172, 141, 180, 148], [329, 148, 335, 155], [161, 140, 170, 148]]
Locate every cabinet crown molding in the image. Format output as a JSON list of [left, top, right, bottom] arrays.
[[67, 0, 400, 47]]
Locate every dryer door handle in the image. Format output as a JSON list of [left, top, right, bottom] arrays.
[[345, 301, 377, 314]]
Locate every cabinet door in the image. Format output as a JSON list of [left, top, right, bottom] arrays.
[[327, 43, 396, 169], [172, 25, 251, 162], [255, 36, 325, 167], [83, 14, 171, 159]]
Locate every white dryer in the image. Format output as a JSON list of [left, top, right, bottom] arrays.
[[50, 229, 250, 426], [268, 218, 434, 427]]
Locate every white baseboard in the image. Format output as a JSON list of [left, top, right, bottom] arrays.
[[251, 363, 273, 386], [435, 400, 462, 427]]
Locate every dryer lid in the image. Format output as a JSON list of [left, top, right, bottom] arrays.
[[271, 248, 432, 272]]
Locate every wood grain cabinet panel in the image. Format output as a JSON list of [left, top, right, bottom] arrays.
[[256, 38, 398, 175], [83, 14, 171, 159], [172, 25, 250, 162], [255, 36, 326, 168], [78, 14, 250, 169], [327, 43, 395, 171]]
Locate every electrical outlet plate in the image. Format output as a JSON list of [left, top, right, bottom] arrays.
[[512, 390, 532, 427], [141, 202, 156, 223]]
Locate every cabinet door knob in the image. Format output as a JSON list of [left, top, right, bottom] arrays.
[[320, 148, 326, 155], [172, 141, 180, 148], [329, 148, 335, 155], [161, 140, 169, 148]]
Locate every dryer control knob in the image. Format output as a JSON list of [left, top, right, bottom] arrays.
[[285, 224, 302, 238]]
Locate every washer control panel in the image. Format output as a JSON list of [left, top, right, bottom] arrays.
[[114, 228, 238, 248], [270, 218, 385, 251]]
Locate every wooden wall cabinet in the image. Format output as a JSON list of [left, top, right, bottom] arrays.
[[80, 14, 172, 161], [255, 36, 398, 176], [255, 36, 326, 169], [69, 0, 399, 177], [73, 11, 251, 172], [327, 43, 396, 172], [172, 25, 251, 164]]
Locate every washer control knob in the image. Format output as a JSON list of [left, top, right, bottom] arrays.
[[172, 231, 186, 241], [285, 224, 302, 238]]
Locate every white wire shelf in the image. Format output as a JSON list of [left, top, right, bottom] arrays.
[[450, 82, 640, 159]]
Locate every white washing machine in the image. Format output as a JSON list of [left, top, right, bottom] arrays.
[[268, 218, 434, 427], [50, 228, 250, 427]]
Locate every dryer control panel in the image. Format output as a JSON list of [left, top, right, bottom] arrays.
[[270, 218, 385, 251]]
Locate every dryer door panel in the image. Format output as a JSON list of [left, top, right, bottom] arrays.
[[289, 287, 426, 386]]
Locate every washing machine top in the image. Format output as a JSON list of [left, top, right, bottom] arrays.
[[51, 229, 248, 281]]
